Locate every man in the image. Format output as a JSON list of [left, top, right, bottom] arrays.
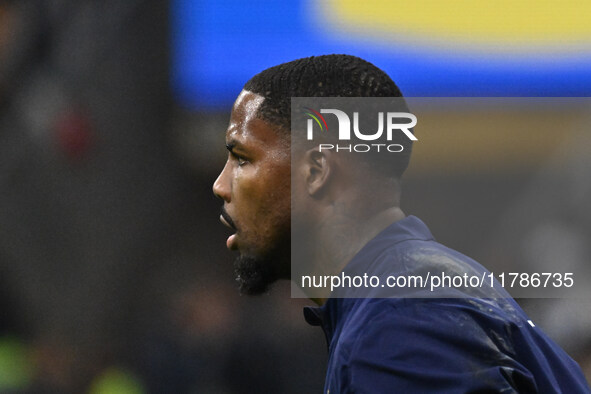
[[213, 55, 590, 392]]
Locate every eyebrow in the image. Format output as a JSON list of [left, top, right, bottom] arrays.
[[225, 138, 245, 153]]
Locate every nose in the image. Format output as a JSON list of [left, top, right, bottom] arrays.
[[213, 161, 231, 202]]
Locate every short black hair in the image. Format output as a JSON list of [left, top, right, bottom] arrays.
[[243, 54, 413, 179]]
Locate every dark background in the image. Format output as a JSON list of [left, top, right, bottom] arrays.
[[0, 1, 589, 392]]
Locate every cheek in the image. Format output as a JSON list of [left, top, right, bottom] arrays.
[[268, 164, 291, 211], [231, 167, 271, 220], [290, 162, 313, 218], [244, 164, 290, 225]]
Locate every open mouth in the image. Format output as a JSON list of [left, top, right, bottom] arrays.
[[220, 208, 239, 250], [220, 207, 237, 230]]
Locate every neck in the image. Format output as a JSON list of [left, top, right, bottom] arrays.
[[304, 204, 406, 305]]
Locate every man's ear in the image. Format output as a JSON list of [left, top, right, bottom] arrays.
[[303, 148, 332, 196]]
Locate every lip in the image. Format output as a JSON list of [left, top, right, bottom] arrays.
[[219, 214, 234, 230], [220, 207, 238, 231], [220, 208, 237, 230], [226, 233, 237, 250], [219, 208, 238, 250]]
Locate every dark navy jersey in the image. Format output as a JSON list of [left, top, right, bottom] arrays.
[[304, 216, 590, 393]]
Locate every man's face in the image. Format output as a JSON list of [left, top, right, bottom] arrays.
[[213, 90, 291, 294]]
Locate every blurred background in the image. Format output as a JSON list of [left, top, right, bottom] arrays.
[[0, 0, 590, 392]]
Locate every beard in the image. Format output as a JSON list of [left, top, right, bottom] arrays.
[[233, 253, 278, 295]]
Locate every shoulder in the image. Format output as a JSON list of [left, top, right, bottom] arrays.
[[332, 298, 528, 392], [335, 298, 522, 392], [333, 297, 589, 393], [342, 297, 526, 356]]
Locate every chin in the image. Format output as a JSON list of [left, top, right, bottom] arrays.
[[233, 253, 278, 295]]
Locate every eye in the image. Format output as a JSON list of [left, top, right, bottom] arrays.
[[230, 152, 248, 166], [237, 156, 248, 166]]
